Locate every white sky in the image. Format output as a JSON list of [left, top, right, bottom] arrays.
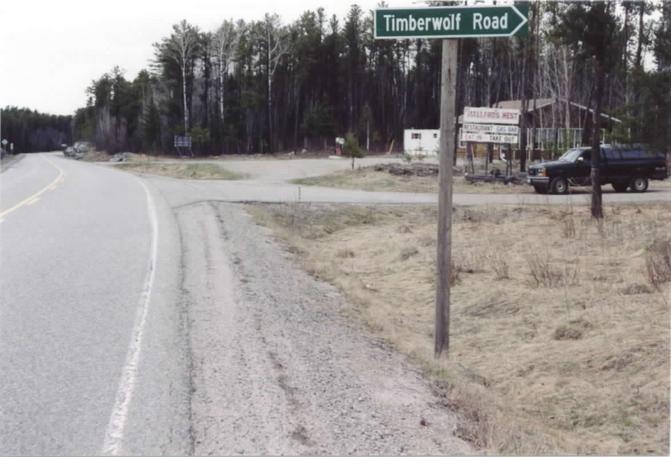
[[1, 0, 404, 116]]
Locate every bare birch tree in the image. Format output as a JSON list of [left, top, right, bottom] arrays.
[[158, 20, 201, 135], [261, 13, 290, 152], [212, 20, 240, 143]]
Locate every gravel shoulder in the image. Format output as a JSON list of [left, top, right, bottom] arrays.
[[0, 153, 24, 172], [174, 201, 474, 455]]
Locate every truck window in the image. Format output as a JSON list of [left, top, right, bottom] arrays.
[[603, 149, 621, 160], [621, 149, 645, 159]]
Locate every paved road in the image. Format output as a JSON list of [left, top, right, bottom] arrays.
[[0, 154, 190, 455], [0, 153, 475, 455]]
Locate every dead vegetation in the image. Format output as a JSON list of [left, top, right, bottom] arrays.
[[291, 165, 533, 194], [114, 162, 244, 180], [645, 238, 671, 289], [248, 202, 670, 455]]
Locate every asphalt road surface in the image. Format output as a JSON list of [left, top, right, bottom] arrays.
[[1, 153, 482, 455], [1, 154, 190, 455]]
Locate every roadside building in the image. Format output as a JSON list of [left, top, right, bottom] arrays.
[[456, 98, 622, 160], [403, 129, 440, 157], [404, 99, 623, 161], [491, 98, 622, 151]]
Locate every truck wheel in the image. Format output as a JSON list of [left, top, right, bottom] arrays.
[[612, 182, 628, 192], [550, 177, 569, 194], [533, 184, 548, 194], [630, 177, 649, 192]]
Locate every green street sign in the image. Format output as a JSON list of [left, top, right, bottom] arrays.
[[374, 4, 528, 39]]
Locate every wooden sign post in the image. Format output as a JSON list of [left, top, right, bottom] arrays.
[[375, 4, 528, 358], [435, 39, 458, 356]]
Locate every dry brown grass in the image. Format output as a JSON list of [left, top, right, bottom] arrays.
[[115, 162, 244, 180], [292, 166, 533, 194], [248, 202, 671, 455]]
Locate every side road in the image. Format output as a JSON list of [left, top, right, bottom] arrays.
[[106, 156, 671, 207], [142, 170, 671, 207]]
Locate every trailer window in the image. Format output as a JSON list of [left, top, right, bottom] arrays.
[[411, 133, 421, 140]]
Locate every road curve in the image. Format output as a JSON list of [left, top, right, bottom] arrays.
[[0, 154, 475, 455], [0, 154, 190, 455]]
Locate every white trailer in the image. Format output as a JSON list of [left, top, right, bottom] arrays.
[[403, 129, 440, 157]]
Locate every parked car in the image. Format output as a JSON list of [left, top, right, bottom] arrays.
[[527, 145, 669, 194]]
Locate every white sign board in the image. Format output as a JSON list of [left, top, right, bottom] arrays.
[[460, 131, 518, 144], [462, 123, 519, 135], [463, 107, 520, 125]]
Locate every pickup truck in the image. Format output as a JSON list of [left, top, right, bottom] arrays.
[[527, 145, 669, 194]]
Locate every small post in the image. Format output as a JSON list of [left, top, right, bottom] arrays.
[[435, 39, 458, 358]]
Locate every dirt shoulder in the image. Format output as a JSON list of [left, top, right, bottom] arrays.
[[248, 202, 670, 455], [176, 201, 474, 455], [0, 153, 24, 172], [292, 165, 534, 194]]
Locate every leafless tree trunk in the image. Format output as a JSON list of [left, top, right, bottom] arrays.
[[163, 20, 200, 135], [213, 20, 239, 152], [264, 13, 289, 153], [591, 58, 605, 219]]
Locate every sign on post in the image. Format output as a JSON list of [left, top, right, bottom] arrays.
[[374, 3, 528, 359], [462, 124, 519, 135], [460, 131, 518, 144], [374, 4, 528, 39], [173, 136, 192, 148], [461, 107, 521, 144], [463, 107, 520, 125]]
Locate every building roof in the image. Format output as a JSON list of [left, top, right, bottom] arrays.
[[494, 98, 623, 123], [492, 98, 556, 112], [458, 98, 622, 124]]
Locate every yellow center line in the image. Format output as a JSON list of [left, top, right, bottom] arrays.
[[0, 156, 65, 218]]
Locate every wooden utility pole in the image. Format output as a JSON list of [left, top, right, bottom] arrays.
[[373, 3, 528, 360], [435, 39, 458, 358]]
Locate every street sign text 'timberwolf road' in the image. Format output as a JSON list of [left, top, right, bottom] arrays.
[[374, 4, 529, 39]]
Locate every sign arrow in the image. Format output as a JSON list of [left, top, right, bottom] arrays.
[[375, 4, 529, 40]]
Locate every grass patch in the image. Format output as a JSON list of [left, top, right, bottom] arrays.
[[292, 166, 532, 194], [248, 202, 670, 455], [115, 162, 244, 180]]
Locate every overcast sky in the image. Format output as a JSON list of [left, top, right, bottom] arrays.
[[1, 0, 407, 116]]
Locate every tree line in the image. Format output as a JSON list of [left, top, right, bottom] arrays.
[[0, 107, 72, 153], [10, 1, 666, 159]]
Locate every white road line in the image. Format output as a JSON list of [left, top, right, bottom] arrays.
[[101, 179, 159, 455]]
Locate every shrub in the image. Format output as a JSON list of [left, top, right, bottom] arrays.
[[344, 132, 364, 169], [645, 238, 671, 289], [527, 256, 563, 288], [489, 251, 510, 280]]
